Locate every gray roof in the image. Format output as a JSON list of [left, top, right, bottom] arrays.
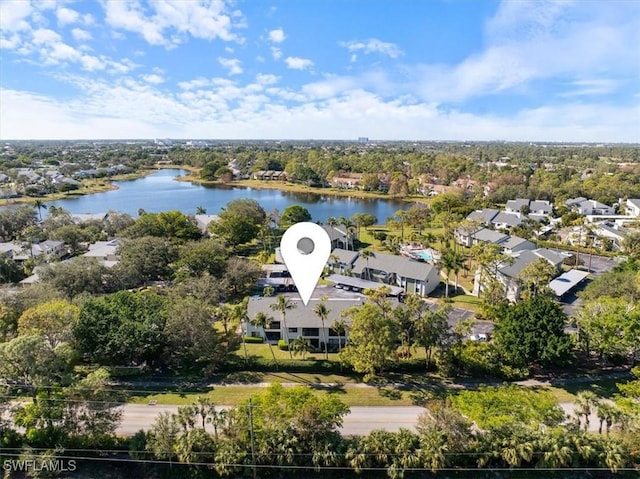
[[501, 235, 536, 251], [529, 200, 553, 213], [506, 198, 529, 211], [532, 248, 566, 267], [499, 250, 541, 278], [491, 211, 522, 227], [627, 198, 640, 209], [323, 224, 349, 241], [351, 251, 438, 280], [471, 228, 509, 244], [325, 274, 405, 296], [247, 296, 364, 328], [467, 208, 499, 224], [548, 270, 590, 297], [566, 197, 587, 207], [329, 248, 359, 265], [71, 213, 108, 223]]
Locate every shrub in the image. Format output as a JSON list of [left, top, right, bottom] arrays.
[[243, 336, 264, 344], [277, 339, 289, 351]]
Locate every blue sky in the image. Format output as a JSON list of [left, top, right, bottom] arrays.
[[1, 0, 638, 142]]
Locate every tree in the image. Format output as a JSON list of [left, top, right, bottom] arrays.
[[210, 199, 266, 246], [493, 296, 573, 369], [350, 213, 377, 242], [39, 257, 110, 298], [340, 302, 397, 380], [174, 239, 228, 279], [17, 299, 80, 348], [413, 304, 450, 369], [279, 204, 311, 227], [113, 236, 177, 287], [332, 318, 347, 354], [270, 295, 297, 359], [124, 210, 202, 241], [164, 297, 223, 374], [622, 231, 640, 258], [221, 257, 261, 300], [574, 391, 600, 432], [314, 299, 331, 360], [195, 206, 207, 215], [74, 290, 168, 366], [518, 257, 557, 300], [291, 336, 312, 359], [33, 199, 47, 221], [251, 311, 278, 369], [359, 249, 375, 281]]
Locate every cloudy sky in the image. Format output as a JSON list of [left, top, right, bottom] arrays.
[[1, 0, 639, 141]]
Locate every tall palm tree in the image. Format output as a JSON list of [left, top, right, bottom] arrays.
[[359, 249, 375, 281], [333, 318, 347, 354], [251, 311, 278, 370], [231, 298, 250, 365], [438, 250, 455, 298], [33, 199, 46, 221], [195, 206, 207, 215], [270, 295, 297, 358], [448, 250, 466, 294], [314, 298, 331, 360]]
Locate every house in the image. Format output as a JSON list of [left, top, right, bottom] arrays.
[[323, 225, 354, 250], [591, 221, 631, 251], [506, 198, 553, 217], [625, 198, 640, 218], [467, 208, 500, 225], [194, 214, 220, 235], [13, 240, 66, 261], [82, 239, 121, 267], [0, 242, 23, 259], [71, 213, 110, 224], [256, 264, 294, 292], [500, 236, 537, 255], [331, 173, 363, 189], [327, 248, 359, 274], [253, 170, 286, 181], [565, 197, 615, 216], [491, 211, 522, 229], [246, 296, 363, 349], [505, 199, 530, 214], [455, 227, 510, 248], [473, 248, 566, 301], [351, 251, 440, 296]]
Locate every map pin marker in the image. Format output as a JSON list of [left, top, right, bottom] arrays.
[[280, 222, 331, 306]]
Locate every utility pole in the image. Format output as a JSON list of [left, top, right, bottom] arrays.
[[248, 397, 257, 479]]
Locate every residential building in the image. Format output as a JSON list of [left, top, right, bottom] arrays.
[[351, 251, 440, 296], [194, 214, 220, 235], [12, 240, 66, 261], [591, 221, 631, 251], [473, 248, 566, 301], [82, 239, 121, 267], [323, 225, 355, 250], [625, 198, 640, 217], [565, 197, 615, 216], [246, 296, 363, 349], [327, 248, 359, 274]]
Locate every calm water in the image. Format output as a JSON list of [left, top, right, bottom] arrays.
[[47, 169, 406, 221]]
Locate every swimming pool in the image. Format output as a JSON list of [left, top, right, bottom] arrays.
[[413, 250, 435, 261]]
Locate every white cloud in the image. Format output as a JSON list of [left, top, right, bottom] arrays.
[[560, 79, 620, 97], [102, 0, 243, 47], [256, 73, 279, 85], [71, 28, 92, 42], [341, 38, 403, 58], [142, 73, 165, 84], [0, 1, 33, 33], [271, 47, 282, 60], [285, 56, 313, 70], [56, 7, 79, 26], [218, 57, 243, 75], [268, 28, 286, 43]]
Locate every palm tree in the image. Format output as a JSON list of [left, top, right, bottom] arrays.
[[574, 391, 599, 431], [251, 311, 278, 370], [359, 249, 375, 281], [448, 250, 466, 294], [291, 336, 311, 359], [333, 318, 347, 354], [33, 199, 46, 221], [195, 206, 207, 215], [314, 298, 331, 360], [231, 298, 250, 365], [193, 396, 216, 430], [270, 295, 297, 358]]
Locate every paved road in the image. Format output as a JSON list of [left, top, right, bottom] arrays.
[[116, 403, 599, 436], [117, 405, 425, 436]]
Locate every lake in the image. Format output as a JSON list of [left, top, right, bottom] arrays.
[[47, 169, 407, 221]]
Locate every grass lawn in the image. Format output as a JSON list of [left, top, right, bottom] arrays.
[[359, 226, 446, 252], [128, 383, 419, 406], [543, 376, 627, 403]]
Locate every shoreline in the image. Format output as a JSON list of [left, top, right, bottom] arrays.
[[176, 172, 429, 204]]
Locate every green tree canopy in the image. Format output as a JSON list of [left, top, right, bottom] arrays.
[[494, 296, 573, 368], [210, 199, 266, 246], [124, 210, 202, 241], [279, 204, 311, 227]]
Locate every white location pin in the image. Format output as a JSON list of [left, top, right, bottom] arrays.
[[280, 222, 331, 306]]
